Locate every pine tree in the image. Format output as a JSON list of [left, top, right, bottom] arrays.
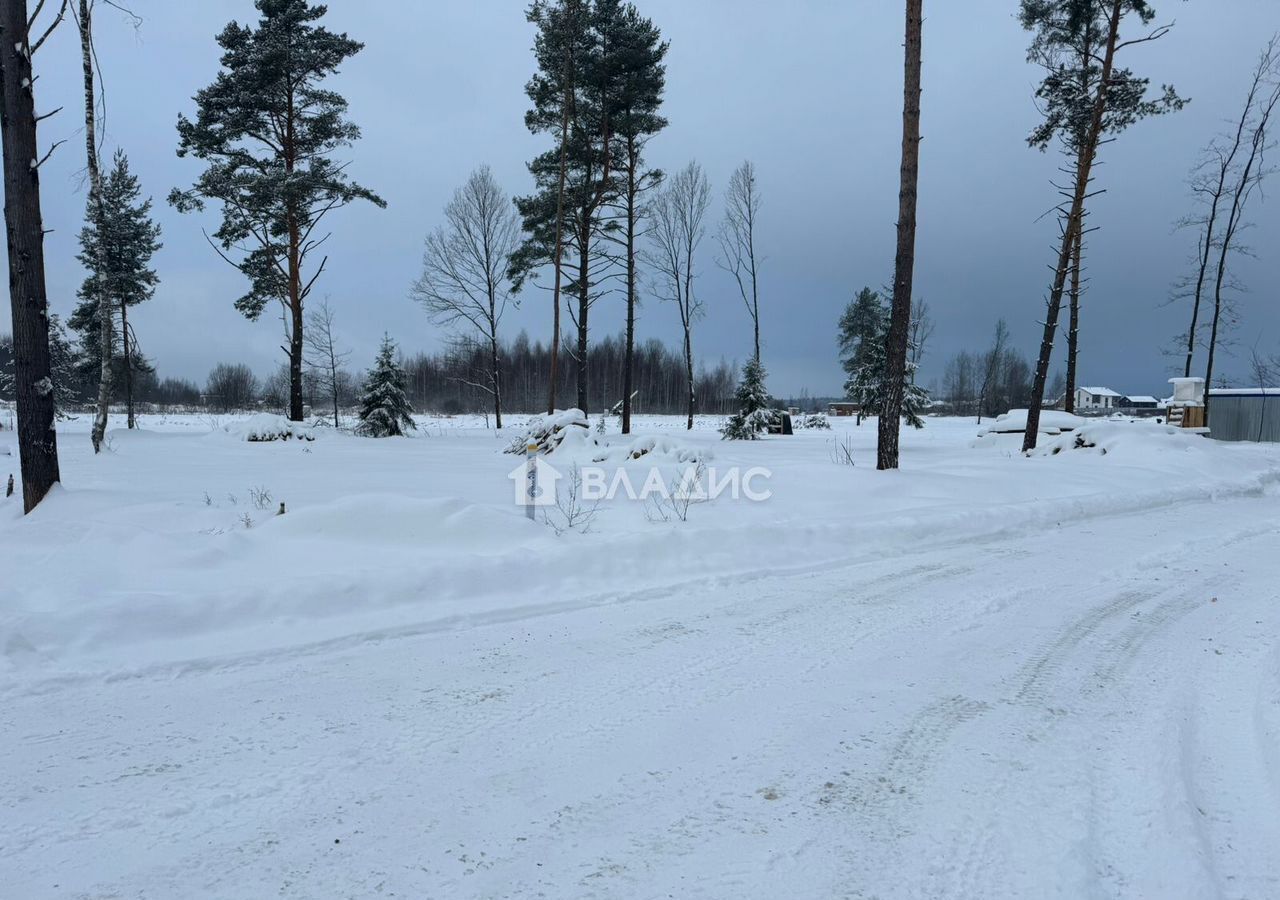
[[1018, 0, 1182, 450], [513, 0, 636, 416], [720, 357, 772, 440], [171, 0, 385, 423], [602, 1, 667, 434], [357, 335, 416, 438], [71, 150, 161, 428]]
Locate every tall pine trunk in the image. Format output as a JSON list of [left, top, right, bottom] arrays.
[[576, 228, 589, 414], [80, 0, 111, 453], [1, 0, 62, 512], [1064, 225, 1082, 413], [877, 0, 923, 470], [546, 49, 573, 416], [622, 142, 638, 435], [1023, 0, 1124, 453]]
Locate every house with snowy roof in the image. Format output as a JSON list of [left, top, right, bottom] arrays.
[[1074, 386, 1122, 410]]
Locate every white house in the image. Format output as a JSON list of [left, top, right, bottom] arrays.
[[1075, 386, 1122, 409]]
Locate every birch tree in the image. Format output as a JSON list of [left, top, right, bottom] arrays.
[[645, 161, 710, 430], [716, 160, 763, 365], [412, 166, 521, 428]]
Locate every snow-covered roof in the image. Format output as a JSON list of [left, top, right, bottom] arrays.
[[1209, 387, 1280, 397], [1080, 386, 1122, 397], [1126, 395, 1158, 404]]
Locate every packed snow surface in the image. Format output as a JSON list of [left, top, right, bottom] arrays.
[[3, 411, 1280, 898]]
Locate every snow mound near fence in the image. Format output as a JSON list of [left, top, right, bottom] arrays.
[[1032, 421, 1203, 459]]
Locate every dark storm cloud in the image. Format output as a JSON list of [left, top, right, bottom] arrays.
[[13, 0, 1280, 398]]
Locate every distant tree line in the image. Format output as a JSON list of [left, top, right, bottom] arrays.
[[1, 328, 736, 419]]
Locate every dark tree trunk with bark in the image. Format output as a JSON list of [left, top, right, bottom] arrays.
[[683, 330, 694, 431], [1023, 0, 1124, 453], [576, 232, 590, 414], [1, 0, 62, 512], [877, 0, 923, 471], [622, 144, 638, 435], [1064, 226, 1082, 413], [490, 336, 503, 429]]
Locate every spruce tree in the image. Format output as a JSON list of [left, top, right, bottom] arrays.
[[841, 291, 928, 429], [357, 335, 416, 438], [838, 287, 886, 425], [171, 0, 385, 423], [720, 357, 772, 440], [71, 151, 161, 428]]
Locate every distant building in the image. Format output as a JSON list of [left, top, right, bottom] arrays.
[[1123, 395, 1159, 409], [1075, 386, 1122, 410], [828, 402, 859, 417]]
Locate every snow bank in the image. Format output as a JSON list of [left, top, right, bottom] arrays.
[[219, 413, 319, 442], [978, 409, 1086, 436], [1032, 421, 1203, 458], [586, 434, 711, 466]]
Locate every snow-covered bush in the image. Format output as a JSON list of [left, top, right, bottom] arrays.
[[224, 414, 317, 443], [797, 413, 831, 430], [590, 434, 710, 465], [505, 408, 590, 455]]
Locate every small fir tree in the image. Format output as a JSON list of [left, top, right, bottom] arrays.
[[720, 357, 773, 440], [357, 335, 416, 437]]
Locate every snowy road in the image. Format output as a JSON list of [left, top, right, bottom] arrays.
[[4, 493, 1280, 899]]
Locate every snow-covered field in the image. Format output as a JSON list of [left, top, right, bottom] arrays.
[[3, 412, 1280, 897]]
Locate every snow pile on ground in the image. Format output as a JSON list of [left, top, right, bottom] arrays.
[[1032, 421, 1203, 458], [220, 413, 318, 443], [795, 412, 832, 430], [977, 409, 1086, 436], [504, 408, 590, 454], [586, 434, 711, 466]]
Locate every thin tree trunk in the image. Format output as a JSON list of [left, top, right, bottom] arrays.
[[80, 0, 111, 453], [1064, 225, 1082, 413], [684, 329, 694, 431], [622, 144, 637, 435], [122, 301, 135, 428], [576, 227, 589, 414], [1023, 0, 1124, 452], [490, 335, 503, 429], [2, 0, 62, 512], [877, 0, 923, 470], [546, 52, 573, 416]]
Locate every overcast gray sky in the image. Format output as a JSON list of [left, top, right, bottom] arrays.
[[14, 0, 1280, 398]]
